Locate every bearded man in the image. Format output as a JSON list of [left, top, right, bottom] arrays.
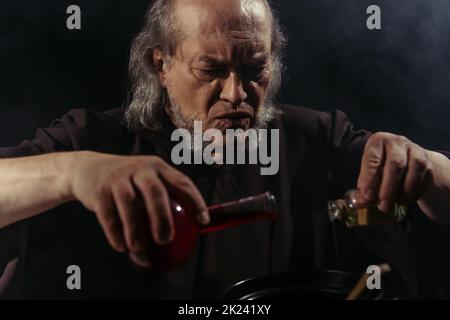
[[0, 0, 449, 299]]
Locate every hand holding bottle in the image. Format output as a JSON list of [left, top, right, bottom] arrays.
[[139, 192, 278, 272], [68, 151, 210, 268], [357, 133, 432, 214], [355, 132, 450, 225]]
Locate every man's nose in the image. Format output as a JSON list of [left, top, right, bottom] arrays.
[[220, 72, 248, 106]]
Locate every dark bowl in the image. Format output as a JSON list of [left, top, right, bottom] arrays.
[[220, 269, 392, 300]]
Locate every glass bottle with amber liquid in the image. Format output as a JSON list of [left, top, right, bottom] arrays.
[[134, 192, 278, 272], [328, 189, 407, 227]]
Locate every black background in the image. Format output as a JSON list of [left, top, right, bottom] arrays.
[[0, 0, 449, 150]]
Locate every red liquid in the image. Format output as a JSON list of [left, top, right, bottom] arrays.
[[139, 192, 278, 272]]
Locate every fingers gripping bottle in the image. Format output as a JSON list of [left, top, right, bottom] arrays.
[[138, 192, 278, 272]]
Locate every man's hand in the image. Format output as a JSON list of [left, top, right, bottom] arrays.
[[357, 132, 450, 224], [68, 151, 209, 267]]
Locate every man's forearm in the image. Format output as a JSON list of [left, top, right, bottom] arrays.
[[0, 152, 76, 229]]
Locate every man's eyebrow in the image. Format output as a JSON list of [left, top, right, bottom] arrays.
[[192, 56, 227, 65], [191, 53, 270, 65], [250, 54, 270, 64]]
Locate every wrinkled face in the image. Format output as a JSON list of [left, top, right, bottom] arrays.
[[156, 0, 273, 132]]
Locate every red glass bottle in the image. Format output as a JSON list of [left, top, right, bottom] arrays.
[[135, 192, 278, 272]]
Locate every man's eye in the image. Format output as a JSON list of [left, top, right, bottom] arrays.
[[243, 66, 267, 81], [194, 68, 226, 80]]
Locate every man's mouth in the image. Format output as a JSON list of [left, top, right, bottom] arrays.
[[213, 118, 252, 131], [215, 111, 253, 120]]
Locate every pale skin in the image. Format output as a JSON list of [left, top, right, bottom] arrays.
[[0, 0, 449, 268]]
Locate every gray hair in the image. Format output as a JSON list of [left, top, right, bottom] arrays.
[[125, 0, 287, 131]]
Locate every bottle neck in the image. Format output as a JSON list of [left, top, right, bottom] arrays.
[[328, 199, 348, 222], [200, 192, 278, 234]]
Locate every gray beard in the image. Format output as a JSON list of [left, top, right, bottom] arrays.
[[164, 86, 279, 157], [167, 101, 276, 158], [166, 98, 276, 134]]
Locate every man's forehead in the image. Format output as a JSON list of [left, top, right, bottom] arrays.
[[173, 0, 272, 61], [174, 0, 272, 41], [189, 43, 270, 65]]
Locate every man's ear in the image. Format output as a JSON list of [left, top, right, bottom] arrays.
[[151, 47, 169, 87]]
